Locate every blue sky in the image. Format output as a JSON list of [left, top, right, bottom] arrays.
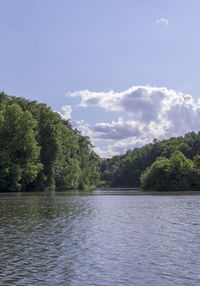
[[1, 0, 200, 157]]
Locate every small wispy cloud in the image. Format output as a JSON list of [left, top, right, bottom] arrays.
[[156, 18, 169, 26], [61, 105, 72, 120]]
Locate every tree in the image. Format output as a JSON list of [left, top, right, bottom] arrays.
[[140, 157, 170, 191], [0, 104, 42, 191], [140, 151, 193, 191]]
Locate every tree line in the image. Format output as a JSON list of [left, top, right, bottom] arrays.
[[1, 91, 200, 192], [0, 92, 100, 191], [100, 132, 200, 191]]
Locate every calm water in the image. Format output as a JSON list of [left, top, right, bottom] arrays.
[[1, 190, 200, 285]]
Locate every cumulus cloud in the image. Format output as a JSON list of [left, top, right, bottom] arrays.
[[156, 18, 169, 26], [61, 105, 72, 120], [94, 146, 119, 158], [72, 119, 95, 141], [68, 89, 121, 111], [67, 86, 200, 157], [93, 118, 141, 140]]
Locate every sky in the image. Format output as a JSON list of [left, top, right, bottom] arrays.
[[1, 0, 200, 157]]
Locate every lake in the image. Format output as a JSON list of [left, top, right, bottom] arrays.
[[1, 189, 200, 285]]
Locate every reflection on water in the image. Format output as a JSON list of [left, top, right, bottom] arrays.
[[1, 190, 200, 285]]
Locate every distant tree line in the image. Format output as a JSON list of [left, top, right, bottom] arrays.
[[0, 92, 100, 191], [100, 132, 200, 191]]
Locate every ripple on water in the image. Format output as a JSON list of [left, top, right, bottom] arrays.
[[1, 192, 200, 285]]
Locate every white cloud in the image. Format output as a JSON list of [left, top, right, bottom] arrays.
[[67, 86, 200, 157], [156, 18, 169, 26], [93, 118, 141, 140], [68, 89, 121, 111], [94, 146, 118, 158], [61, 105, 72, 120], [72, 119, 95, 142]]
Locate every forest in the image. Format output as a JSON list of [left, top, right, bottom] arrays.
[[1, 91, 200, 192], [100, 132, 200, 191], [0, 92, 101, 191]]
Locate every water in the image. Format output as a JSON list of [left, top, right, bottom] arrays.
[[1, 190, 200, 285]]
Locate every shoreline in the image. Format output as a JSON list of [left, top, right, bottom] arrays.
[[1, 188, 200, 196]]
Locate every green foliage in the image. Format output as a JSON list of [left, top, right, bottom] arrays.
[[140, 151, 200, 191], [0, 103, 42, 191], [100, 155, 122, 186], [2, 91, 200, 192], [141, 151, 193, 191], [101, 131, 200, 189], [140, 157, 170, 191], [0, 92, 101, 191]]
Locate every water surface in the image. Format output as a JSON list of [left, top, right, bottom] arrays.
[[1, 190, 200, 285]]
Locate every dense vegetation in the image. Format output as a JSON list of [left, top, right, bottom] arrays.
[[0, 92, 100, 191], [100, 132, 200, 190], [1, 92, 200, 192], [141, 151, 200, 191]]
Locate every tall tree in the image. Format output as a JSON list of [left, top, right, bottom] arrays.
[[0, 103, 42, 191]]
